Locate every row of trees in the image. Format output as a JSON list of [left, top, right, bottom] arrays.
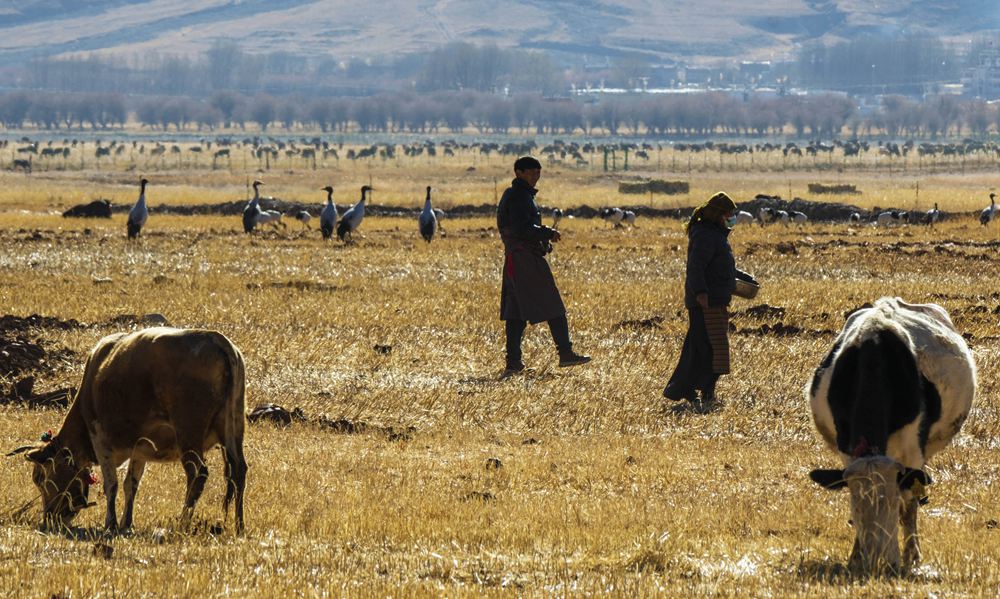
[[23, 40, 565, 98], [795, 35, 960, 95], [1, 90, 999, 138], [415, 43, 561, 94], [25, 34, 1000, 100]]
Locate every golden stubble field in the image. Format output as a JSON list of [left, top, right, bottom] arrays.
[[1, 154, 1000, 597]]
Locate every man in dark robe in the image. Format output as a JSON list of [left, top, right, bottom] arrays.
[[497, 156, 591, 378]]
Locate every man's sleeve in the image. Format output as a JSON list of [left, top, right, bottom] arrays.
[[507, 196, 554, 242]]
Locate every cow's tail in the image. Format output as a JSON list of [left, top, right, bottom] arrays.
[[215, 333, 247, 534]]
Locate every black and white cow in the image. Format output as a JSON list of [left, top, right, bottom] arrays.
[[806, 297, 976, 575]]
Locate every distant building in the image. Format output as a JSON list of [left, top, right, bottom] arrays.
[[965, 48, 1000, 100], [677, 66, 712, 85], [739, 61, 771, 83]]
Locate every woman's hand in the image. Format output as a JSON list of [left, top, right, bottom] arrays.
[[696, 293, 709, 310]]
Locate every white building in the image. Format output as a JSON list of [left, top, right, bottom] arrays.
[[965, 48, 1000, 100]]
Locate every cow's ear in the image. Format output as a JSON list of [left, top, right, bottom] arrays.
[[24, 443, 58, 464], [809, 469, 848, 490], [25, 447, 50, 464], [897, 468, 932, 490]]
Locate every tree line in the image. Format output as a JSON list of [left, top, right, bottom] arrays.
[[795, 34, 961, 95], [3, 89, 1000, 138], [22, 40, 563, 98], [21, 34, 996, 100]]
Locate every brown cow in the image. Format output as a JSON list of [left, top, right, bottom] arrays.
[[10, 328, 247, 534]]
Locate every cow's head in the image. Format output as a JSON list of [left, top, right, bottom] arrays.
[[13, 439, 96, 528], [810, 456, 930, 576]]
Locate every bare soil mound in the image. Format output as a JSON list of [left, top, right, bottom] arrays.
[[0, 315, 80, 407]]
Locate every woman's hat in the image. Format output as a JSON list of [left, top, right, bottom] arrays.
[[707, 191, 737, 212]]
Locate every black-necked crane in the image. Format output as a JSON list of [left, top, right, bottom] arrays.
[[292, 210, 311, 229], [980, 193, 996, 226], [600, 207, 624, 227], [924, 203, 941, 226], [418, 186, 437, 242], [319, 186, 338, 240], [243, 180, 263, 233], [337, 185, 371, 243], [127, 177, 149, 240]]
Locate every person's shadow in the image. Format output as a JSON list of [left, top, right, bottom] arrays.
[[665, 399, 722, 415]]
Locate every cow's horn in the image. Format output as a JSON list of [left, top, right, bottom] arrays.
[[6, 445, 37, 457]]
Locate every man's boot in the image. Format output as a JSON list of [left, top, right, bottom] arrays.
[[558, 351, 592, 367], [502, 319, 527, 379], [549, 316, 591, 367]]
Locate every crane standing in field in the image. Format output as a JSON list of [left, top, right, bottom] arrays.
[[337, 185, 371, 243], [127, 177, 149, 240], [924, 203, 941, 226], [419, 186, 437, 242], [980, 192, 996, 226], [243, 180, 264, 234], [319, 186, 338, 240]]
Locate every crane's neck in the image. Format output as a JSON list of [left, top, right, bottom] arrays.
[[358, 189, 368, 206], [326, 190, 333, 205]]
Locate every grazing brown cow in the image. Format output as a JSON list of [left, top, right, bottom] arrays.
[[10, 328, 247, 534]]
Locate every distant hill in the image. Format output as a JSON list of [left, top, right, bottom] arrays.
[[0, 0, 997, 67]]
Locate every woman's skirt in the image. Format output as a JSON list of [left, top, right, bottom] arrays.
[[663, 306, 730, 397]]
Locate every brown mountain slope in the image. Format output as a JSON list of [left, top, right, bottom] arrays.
[[0, 0, 995, 66]]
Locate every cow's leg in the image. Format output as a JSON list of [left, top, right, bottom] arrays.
[[222, 444, 248, 534], [98, 459, 119, 532], [901, 492, 921, 571], [847, 535, 863, 573], [180, 450, 208, 530], [121, 458, 147, 531]]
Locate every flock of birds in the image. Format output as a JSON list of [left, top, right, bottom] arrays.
[[125, 177, 441, 244], [241, 180, 398, 243], [596, 207, 638, 228], [848, 192, 995, 228], [121, 178, 998, 242], [728, 193, 996, 228]]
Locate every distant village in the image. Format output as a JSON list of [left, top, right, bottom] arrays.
[[571, 47, 1000, 109]]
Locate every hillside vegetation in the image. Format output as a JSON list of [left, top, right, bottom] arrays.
[[1, 0, 996, 66]]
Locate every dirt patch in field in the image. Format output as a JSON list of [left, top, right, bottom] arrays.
[[0, 314, 86, 332], [614, 315, 664, 330], [246, 280, 346, 293], [0, 315, 79, 407], [247, 402, 415, 441], [737, 304, 787, 319], [734, 322, 836, 338]]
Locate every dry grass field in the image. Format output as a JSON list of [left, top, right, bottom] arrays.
[[2, 144, 1000, 597]]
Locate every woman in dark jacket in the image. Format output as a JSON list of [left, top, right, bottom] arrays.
[[663, 191, 752, 411]]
